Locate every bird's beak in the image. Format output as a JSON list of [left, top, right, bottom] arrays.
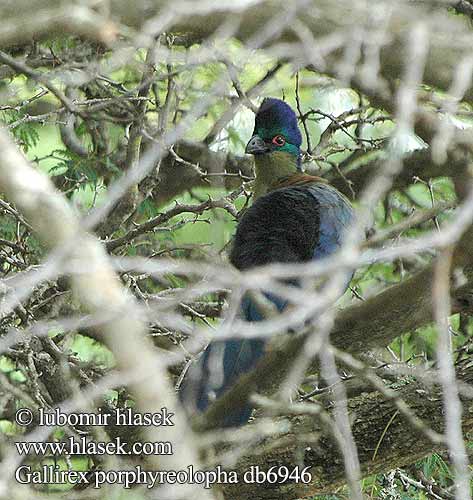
[[245, 135, 269, 155]]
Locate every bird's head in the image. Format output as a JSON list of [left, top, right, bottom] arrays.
[[246, 98, 302, 162], [246, 98, 302, 197]]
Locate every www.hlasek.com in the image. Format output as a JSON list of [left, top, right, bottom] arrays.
[[13, 407, 313, 489]]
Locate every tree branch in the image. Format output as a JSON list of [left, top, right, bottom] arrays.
[[0, 127, 212, 499]]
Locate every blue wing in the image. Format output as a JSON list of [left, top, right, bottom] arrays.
[[309, 183, 354, 259], [309, 184, 354, 293]]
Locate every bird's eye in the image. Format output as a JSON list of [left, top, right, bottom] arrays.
[[272, 135, 286, 146]]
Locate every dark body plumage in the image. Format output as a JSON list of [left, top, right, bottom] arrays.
[[231, 186, 321, 269], [179, 98, 354, 427]]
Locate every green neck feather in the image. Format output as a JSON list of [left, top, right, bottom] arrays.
[[253, 151, 299, 199]]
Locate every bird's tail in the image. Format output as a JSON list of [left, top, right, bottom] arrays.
[[179, 293, 287, 427]]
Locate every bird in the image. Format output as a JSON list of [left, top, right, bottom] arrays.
[[179, 97, 354, 427]]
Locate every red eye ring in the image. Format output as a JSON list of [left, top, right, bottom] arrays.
[[272, 135, 286, 146]]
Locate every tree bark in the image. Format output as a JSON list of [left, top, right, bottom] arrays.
[[221, 358, 473, 499]]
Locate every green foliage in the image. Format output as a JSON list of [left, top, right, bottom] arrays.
[[70, 335, 115, 369], [1, 110, 40, 151]]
